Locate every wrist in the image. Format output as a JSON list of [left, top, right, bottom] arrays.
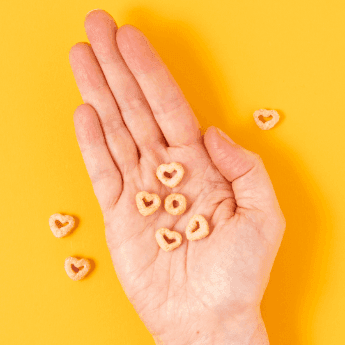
[[153, 307, 269, 345]]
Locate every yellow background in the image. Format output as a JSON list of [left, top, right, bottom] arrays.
[[1, 0, 344, 344]]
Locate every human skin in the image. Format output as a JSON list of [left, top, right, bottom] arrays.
[[69, 9, 286, 345]]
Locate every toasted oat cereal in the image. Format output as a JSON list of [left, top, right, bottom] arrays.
[[253, 109, 280, 130], [155, 228, 182, 252], [164, 193, 187, 216], [156, 162, 184, 188], [49, 213, 75, 238], [64, 256, 91, 281], [136, 191, 161, 216], [186, 215, 209, 241]]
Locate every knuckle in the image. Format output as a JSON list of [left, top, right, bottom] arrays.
[[242, 148, 264, 167], [251, 153, 266, 173], [153, 92, 186, 116], [253, 152, 263, 164], [119, 92, 149, 114], [102, 116, 125, 137]]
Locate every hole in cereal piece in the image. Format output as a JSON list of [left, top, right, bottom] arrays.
[[163, 234, 176, 244], [65, 257, 92, 281], [156, 163, 184, 188], [49, 214, 75, 238], [136, 191, 161, 216], [253, 109, 280, 130], [191, 221, 200, 233], [55, 220, 69, 228], [258, 115, 273, 123], [143, 198, 154, 207], [172, 200, 179, 208], [155, 228, 182, 252], [186, 215, 210, 241], [164, 193, 187, 216], [164, 170, 177, 179], [71, 264, 83, 273]]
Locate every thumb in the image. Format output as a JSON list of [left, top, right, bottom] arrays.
[[204, 126, 285, 232]]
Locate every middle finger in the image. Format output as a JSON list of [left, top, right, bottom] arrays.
[[84, 10, 166, 152]]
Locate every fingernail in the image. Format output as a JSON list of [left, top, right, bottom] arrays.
[[216, 127, 236, 144]]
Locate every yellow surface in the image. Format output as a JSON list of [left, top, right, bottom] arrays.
[[1, 0, 345, 344]]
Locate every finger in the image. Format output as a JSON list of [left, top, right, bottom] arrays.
[[116, 24, 201, 147], [204, 126, 286, 240], [69, 42, 138, 173], [84, 10, 166, 152], [73, 104, 122, 212]]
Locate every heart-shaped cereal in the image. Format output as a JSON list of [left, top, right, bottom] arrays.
[[155, 228, 182, 252], [49, 213, 75, 238], [253, 109, 280, 130], [64, 257, 91, 281], [164, 193, 187, 216], [186, 215, 209, 241], [156, 162, 184, 188], [136, 191, 161, 216]]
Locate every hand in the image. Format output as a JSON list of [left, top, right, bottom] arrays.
[[69, 10, 285, 345]]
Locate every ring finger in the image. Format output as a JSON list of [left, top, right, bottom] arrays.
[[69, 42, 138, 174]]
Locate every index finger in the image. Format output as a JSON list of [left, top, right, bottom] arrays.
[[116, 25, 201, 147]]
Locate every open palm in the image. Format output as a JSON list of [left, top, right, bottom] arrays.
[[70, 10, 285, 345]]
